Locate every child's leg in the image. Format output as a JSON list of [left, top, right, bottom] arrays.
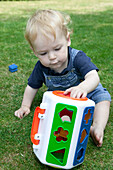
[[90, 100, 110, 147]]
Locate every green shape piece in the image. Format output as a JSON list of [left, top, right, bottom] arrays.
[[46, 103, 77, 166]]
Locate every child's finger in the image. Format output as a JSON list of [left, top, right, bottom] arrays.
[[24, 109, 30, 117], [15, 110, 24, 119], [81, 92, 87, 98], [64, 88, 72, 94], [69, 91, 77, 98], [15, 110, 19, 117], [14, 111, 17, 117]]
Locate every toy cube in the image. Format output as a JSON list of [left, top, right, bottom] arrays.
[[9, 64, 18, 72], [31, 91, 95, 169]]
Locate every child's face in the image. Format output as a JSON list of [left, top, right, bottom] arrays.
[[32, 28, 71, 73]]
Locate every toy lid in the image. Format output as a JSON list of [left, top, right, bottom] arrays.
[[52, 91, 88, 101]]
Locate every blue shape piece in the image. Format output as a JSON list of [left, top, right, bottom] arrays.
[[9, 64, 18, 72]]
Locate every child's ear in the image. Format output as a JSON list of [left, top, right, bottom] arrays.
[[67, 32, 71, 46]]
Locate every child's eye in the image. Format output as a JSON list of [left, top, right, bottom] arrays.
[[55, 47, 61, 51], [40, 52, 47, 56]]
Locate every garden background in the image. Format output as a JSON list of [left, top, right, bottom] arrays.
[[0, 0, 113, 169]]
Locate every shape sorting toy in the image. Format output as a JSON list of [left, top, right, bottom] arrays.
[[31, 91, 95, 169]]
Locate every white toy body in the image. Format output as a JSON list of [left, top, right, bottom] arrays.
[[31, 91, 95, 169]]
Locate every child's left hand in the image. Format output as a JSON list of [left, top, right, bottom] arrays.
[[64, 86, 87, 98]]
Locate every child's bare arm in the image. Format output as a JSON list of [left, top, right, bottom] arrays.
[[15, 85, 38, 119], [64, 70, 100, 98]]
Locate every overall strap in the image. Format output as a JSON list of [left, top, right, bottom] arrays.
[[69, 47, 80, 64]]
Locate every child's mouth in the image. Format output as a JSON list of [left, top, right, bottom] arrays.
[[50, 61, 59, 65]]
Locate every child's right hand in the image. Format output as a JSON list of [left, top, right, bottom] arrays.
[[14, 105, 30, 119]]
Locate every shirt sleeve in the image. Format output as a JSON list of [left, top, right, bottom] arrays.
[[28, 61, 44, 89], [74, 51, 99, 78]]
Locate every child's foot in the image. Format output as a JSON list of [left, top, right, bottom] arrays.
[[90, 126, 104, 147]]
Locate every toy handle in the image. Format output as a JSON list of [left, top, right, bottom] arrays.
[[31, 106, 45, 145]]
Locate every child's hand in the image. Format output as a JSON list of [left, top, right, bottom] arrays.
[[64, 70, 100, 99], [14, 105, 30, 119], [64, 86, 87, 98]]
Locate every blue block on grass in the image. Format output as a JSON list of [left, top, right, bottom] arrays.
[[9, 64, 18, 72]]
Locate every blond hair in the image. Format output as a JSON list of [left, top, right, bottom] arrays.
[[25, 9, 71, 48]]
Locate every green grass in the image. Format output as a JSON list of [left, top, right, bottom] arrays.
[[0, 0, 113, 169]]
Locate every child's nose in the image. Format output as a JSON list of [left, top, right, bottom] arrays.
[[48, 52, 56, 60]]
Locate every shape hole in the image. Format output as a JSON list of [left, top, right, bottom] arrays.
[[51, 149, 65, 163], [77, 148, 84, 160], [80, 129, 87, 143], [84, 109, 91, 124], [54, 127, 68, 142], [59, 108, 73, 122]]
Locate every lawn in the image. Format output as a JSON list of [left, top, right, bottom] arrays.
[[0, 0, 113, 169]]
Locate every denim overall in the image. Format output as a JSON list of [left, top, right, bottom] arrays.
[[43, 48, 111, 104], [43, 48, 83, 91]]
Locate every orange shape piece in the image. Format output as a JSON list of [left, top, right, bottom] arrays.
[[80, 129, 87, 143], [84, 109, 91, 124]]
